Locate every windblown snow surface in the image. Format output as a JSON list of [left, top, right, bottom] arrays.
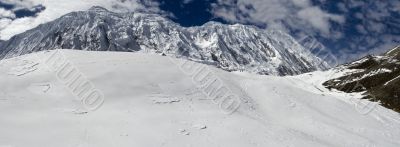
[[0, 50, 399, 147]]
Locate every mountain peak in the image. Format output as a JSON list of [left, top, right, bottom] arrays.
[[385, 45, 400, 57], [0, 7, 328, 76], [88, 6, 109, 12]]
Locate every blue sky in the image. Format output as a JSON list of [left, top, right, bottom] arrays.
[[150, 0, 400, 62], [0, 0, 399, 63]]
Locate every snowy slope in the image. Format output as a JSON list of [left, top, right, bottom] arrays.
[[0, 6, 328, 76], [0, 50, 399, 147]]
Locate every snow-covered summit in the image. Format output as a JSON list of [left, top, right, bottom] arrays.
[[0, 6, 328, 75]]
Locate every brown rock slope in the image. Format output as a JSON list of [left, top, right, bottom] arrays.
[[324, 45, 400, 112]]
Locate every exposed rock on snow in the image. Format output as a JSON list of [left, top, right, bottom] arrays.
[[324, 45, 400, 112]]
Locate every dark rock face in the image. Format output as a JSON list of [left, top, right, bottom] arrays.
[[0, 6, 328, 76], [324, 46, 400, 112]]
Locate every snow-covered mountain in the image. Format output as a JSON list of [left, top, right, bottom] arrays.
[[0, 6, 328, 76], [0, 49, 399, 147], [324, 45, 400, 112]]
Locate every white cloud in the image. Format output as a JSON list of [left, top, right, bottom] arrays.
[[347, 1, 366, 8], [0, 0, 161, 40], [0, 0, 398, 64], [211, 0, 345, 38], [356, 25, 367, 34], [182, 0, 194, 4], [291, 0, 311, 8], [354, 12, 363, 19], [297, 6, 344, 34], [336, 2, 347, 13], [0, 8, 16, 19], [0, 18, 12, 30], [0, 0, 36, 10], [211, 0, 400, 63]]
